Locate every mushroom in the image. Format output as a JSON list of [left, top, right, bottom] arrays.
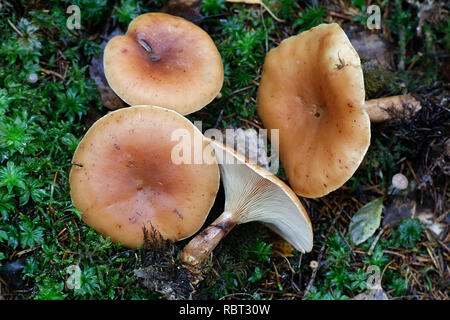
[[69, 105, 220, 248], [181, 139, 313, 275], [103, 12, 224, 115], [257, 23, 371, 198]]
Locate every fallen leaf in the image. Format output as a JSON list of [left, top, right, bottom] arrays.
[[382, 198, 416, 227], [343, 24, 394, 70], [268, 229, 294, 257], [415, 207, 448, 239], [89, 58, 126, 110], [89, 27, 126, 111], [271, 238, 294, 257], [349, 197, 384, 246], [165, 0, 203, 24], [383, 198, 448, 239]]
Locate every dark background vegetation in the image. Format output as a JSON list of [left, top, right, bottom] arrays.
[[0, 0, 448, 300]]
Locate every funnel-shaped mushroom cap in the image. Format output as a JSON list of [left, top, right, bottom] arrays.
[[210, 139, 313, 253], [69, 106, 220, 248], [257, 23, 371, 198], [104, 13, 224, 115]]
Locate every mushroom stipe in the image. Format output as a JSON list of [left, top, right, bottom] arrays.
[[181, 139, 313, 280], [365, 94, 422, 122]]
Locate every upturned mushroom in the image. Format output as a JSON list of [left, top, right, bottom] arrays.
[[69, 105, 220, 248], [257, 23, 371, 198], [103, 12, 224, 115], [181, 139, 313, 274]]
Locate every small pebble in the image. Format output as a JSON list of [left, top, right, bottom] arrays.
[[27, 73, 38, 83], [392, 173, 408, 190]]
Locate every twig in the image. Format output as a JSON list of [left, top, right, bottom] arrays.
[[16, 245, 41, 257], [239, 118, 264, 129], [272, 261, 282, 289], [424, 244, 442, 275], [302, 246, 325, 299], [226, 0, 285, 23], [214, 109, 224, 129], [231, 85, 254, 95], [380, 259, 396, 284], [328, 11, 353, 20], [259, 1, 285, 23], [296, 253, 303, 291], [260, 6, 269, 54], [40, 67, 65, 81], [219, 292, 255, 300], [338, 229, 355, 256], [7, 19, 24, 37], [368, 225, 388, 256], [436, 239, 450, 254], [303, 208, 343, 299], [383, 249, 406, 259]]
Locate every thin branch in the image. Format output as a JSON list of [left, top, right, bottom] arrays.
[[7, 19, 24, 37]]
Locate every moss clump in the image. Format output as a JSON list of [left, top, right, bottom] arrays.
[[363, 66, 396, 99]]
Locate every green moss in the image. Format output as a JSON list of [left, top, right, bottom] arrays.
[[363, 67, 396, 99]]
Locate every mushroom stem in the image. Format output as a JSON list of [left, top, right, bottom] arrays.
[[366, 94, 421, 122], [181, 211, 237, 272]]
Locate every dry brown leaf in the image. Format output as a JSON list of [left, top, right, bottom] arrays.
[[89, 28, 126, 111], [165, 0, 203, 24], [269, 233, 295, 257]]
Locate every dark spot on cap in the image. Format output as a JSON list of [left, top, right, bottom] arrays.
[[174, 208, 183, 219]]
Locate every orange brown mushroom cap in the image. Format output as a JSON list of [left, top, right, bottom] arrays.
[[69, 105, 220, 248], [257, 23, 371, 198], [103, 13, 224, 115]]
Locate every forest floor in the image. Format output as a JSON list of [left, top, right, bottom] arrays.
[[0, 0, 448, 300]]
